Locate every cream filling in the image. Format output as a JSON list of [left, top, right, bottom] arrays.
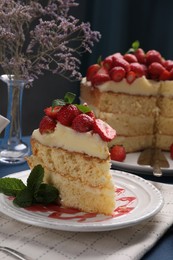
[[32, 122, 109, 160], [160, 80, 173, 97], [82, 76, 173, 97]]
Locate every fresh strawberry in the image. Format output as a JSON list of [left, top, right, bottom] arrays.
[[102, 55, 114, 70], [159, 69, 170, 81], [86, 64, 100, 81], [123, 53, 138, 63], [112, 56, 130, 73], [134, 48, 146, 64], [110, 66, 126, 82], [93, 119, 116, 142], [169, 68, 173, 80], [148, 62, 165, 80], [110, 145, 126, 162], [91, 67, 110, 86], [130, 62, 145, 77], [39, 116, 56, 134], [170, 143, 173, 159], [163, 60, 173, 71], [86, 110, 95, 119], [103, 53, 123, 70], [72, 114, 94, 132], [146, 50, 163, 65], [44, 106, 61, 119], [57, 104, 80, 126], [126, 71, 136, 84]]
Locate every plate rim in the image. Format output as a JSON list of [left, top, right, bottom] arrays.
[[111, 151, 173, 175], [0, 169, 164, 232]]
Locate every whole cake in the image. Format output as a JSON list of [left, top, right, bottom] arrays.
[[80, 42, 173, 153], [26, 93, 116, 215]]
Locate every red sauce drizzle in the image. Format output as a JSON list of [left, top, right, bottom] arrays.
[[8, 187, 137, 223]]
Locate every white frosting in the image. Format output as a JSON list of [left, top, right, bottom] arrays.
[[32, 122, 109, 159], [82, 77, 173, 97], [160, 80, 173, 97]]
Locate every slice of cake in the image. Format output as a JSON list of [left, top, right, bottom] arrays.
[[80, 42, 173, 153], [26, 93, 116, 215]]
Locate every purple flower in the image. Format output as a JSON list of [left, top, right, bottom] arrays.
[[0, 0, 101, 84]]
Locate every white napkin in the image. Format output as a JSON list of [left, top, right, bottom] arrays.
[[0, 181, 173, 260]]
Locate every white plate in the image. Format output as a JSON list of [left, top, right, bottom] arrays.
[[112, 152, 173, 176], [0, 170, 163, 232]]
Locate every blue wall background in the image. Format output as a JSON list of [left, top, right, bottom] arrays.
[[1, 0, 173, 135]]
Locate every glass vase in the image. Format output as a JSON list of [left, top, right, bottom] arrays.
[[0, 75, 30, 164]]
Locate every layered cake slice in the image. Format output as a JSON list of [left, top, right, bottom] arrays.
[[27, 93, 116, 215], [80, 41, 173, 153]]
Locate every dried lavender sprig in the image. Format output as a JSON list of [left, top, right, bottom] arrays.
[[0, 0, 101, 84]]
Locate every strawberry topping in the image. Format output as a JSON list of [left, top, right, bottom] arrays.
[[72, 114, 94, 132], [91, 67, 110, 86], [39, 116, 56, 134], [110, 66, 126, 82], [93, 119, 116, 142], [57, 104, 80, 126], [126, 71, 136, 84], [86, 64, 100, 82], [44, 106, 61, 119], [110, 145, 126, 162]]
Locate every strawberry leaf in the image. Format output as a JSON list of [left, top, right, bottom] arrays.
[[132, 40, 140, 50], [97, 55, 102, 65], [127, 40, 140, 53], [52, 99, 66, 107], [64, 92, 76, 104], [75, 104, 91, 113]]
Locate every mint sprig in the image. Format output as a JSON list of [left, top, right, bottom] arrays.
[[52, 92, 92, 113], [0, 165, 60, 208], [52, 92, 76, 107]]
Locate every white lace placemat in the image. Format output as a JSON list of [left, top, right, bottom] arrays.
[[0, 181, 173, 260]]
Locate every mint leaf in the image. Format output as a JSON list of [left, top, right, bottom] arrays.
[[52, 99, 66, 107], [76, 104, 91, 113], [51, 92, 76, 107], [13, 188, 33, 207], [34, 183, 59, 204], [0, 178, 26, 196], [27, 164, 44, 193], [0, 165, 60, 208], [64, 92, 76, 104]]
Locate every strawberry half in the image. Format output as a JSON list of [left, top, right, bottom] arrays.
[[44, 106, 61, 119], [39, 116, 56, 134], [130, 62, 145, 78], [93, 119, 116, 142], [72, 114, 94, 132], [86, 64, 100, 81], [110, 145, 126, 162], [57, 104, 81, 126], [126, 71, 136, 84], [146, 50, 163, 65], [91, 67, 110, 86], [110, 66, 126, 82], [123, 53, 138, 63]]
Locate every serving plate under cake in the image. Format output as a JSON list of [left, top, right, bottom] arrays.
[[0, 170, 163, 232], [112, 152, 173, 176]]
